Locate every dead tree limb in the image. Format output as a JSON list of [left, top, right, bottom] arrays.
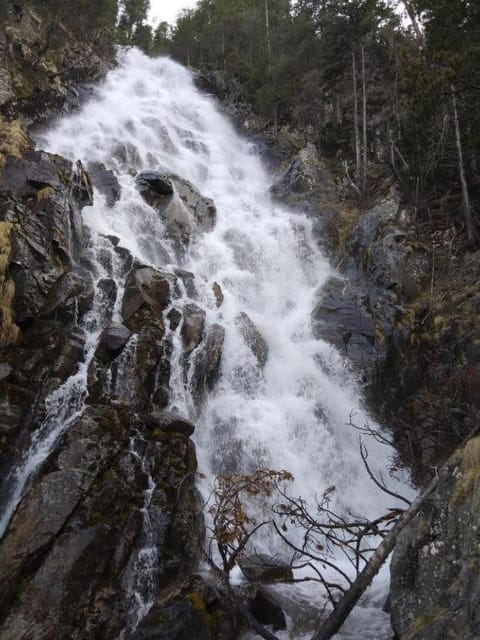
[[311, 476, 438, 640]]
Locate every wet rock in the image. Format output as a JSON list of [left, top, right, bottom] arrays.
[[87, 161, 121, 207], [0, 400, 203, 638], [121, 266, 171, 325], [0, 383, 34, 437], [174, 176, 216, 233], [213, 281, 224, 307], [167, 307, 182, 330], [100, 322, 131, 355], [134, 575, 236, 640], [239, 554, 293, 583], [137, 172, 217, 247], [250, 590, 287, 631], [181, 304, 206, 353], [0, 363, 12, 382], [98, 277, 117, 308], [1, 152, 89, 325], [391, 443, 480, 640], [175, 268, 197, 298], [235, 312, 268, 368], [191, 323, 225, 402], [41, 272, 86, 316], [152, 386, 169, 409], [146, 410, 195, 436], [0, 151, 62, 197], [141, 117, 176, 153], [136, 170, 174, 197], [52, 326, 86, 378], [112, 141, 141, 174], [0, 69, 14, 106]]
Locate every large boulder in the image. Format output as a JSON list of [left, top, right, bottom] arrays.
[[181, 304, 206, 353], [239, 554, 293, 583], [190, 323, 225, 403], [121, 266, 171, 328], [135, 170, 216, 248], [235, 312, 268, 369]]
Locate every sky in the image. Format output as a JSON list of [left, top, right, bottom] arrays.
[[149, 0, 198, 25]]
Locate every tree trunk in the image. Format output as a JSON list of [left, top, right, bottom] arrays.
[[451, 84, 478, 245], [265, 0, 272, 75], [352, 50, 361, 181], [361, 43, 368, 193], [401, 0, 424, 42]]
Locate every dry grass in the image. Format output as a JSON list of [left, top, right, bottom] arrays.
[[0, 117, 31, 172], [0, 221, 20, 347], [463, 436, 480, 471]]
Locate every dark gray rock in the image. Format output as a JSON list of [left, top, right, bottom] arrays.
[[250, 590, 287, 631], [190, 323, 225, 403], [152, 386, 169, 409], [87, 161, 121, 207], [146, 410, 195, 436], [391, 440, 480, 640], [167, 307, 182, 331], [0, 363, 12, 382], [121, 266, 171, 325], [235, 312, 268, 368], [136, 170, 174, 197], [239, 554, 293, 583], [181, 304, 206, 353], [174, 268, 197, 298], [136, 171, 216, 247], [100, 322, 131, 354], [271, 143, 337, 202], [52, 326, 86, 378]]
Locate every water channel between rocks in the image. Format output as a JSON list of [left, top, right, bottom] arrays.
[[22, 48, 410, 638]]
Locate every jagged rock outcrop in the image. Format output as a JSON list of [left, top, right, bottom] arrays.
[[0, 149, 92, 461], [0, 4, 110, 122], [390, 435, 480, 640], [136, 169, 216, 250], [271, 143, 340, 256], [0, 403, 202, 640], [0, 146, 215, 639]]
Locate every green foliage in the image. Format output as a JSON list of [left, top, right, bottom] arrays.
[[117, 0, 152, 50], [161, 0, 480, 241]]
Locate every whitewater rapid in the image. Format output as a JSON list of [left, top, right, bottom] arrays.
[[32, 48, 408, 638]]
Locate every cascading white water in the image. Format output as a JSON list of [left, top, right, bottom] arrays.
[[119, 432, 160, 638], [32, 48, 410, 638], [0, 229, 124, 540]]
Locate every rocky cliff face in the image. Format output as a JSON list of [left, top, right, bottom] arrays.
[[0, 146, 216, 639], [390, 436, 480, 640], [0, 4, 109, 122], [0, 17, 234, 635]]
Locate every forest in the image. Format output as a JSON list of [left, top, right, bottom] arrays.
[[153, 0, 480, 247], [13, 0, 479, 244]]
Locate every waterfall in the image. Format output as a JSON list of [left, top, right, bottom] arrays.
[[28, 48, 409, 637]]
